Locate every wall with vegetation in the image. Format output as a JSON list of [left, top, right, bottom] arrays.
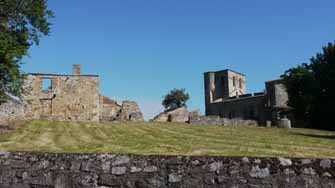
[[0, 151, 334, 188]]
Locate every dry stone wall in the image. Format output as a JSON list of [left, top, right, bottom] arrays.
[[190, 116, 258, 126], [0, 151, 334, 188]]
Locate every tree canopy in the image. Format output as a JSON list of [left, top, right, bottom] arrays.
[[162, 88, 190, 111], [282, 42, 335, 130], [0, 0, 53, 103]]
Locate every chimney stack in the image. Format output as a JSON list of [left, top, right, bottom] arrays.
[[72, 64, 81, 75]]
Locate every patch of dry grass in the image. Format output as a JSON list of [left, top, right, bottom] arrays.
[[0, 120, 334, 158]]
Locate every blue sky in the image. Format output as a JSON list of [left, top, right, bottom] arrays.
[[22, 0, 335, 119]]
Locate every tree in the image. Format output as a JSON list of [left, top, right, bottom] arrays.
[[282, 42, 335, 130], [162, 88, 190, 111], [0, 0, 53, 104]]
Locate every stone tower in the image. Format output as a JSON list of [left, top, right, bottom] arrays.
[[204, 69, 246, 115]]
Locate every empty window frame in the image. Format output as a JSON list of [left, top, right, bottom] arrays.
[[41, 78, 52, 92]]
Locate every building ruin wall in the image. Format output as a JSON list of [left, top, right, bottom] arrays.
[[22, 74, 100, 122]]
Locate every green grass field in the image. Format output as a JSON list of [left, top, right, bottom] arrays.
[[0, 120, 334, 158]]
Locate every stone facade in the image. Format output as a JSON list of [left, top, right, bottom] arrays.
[[0, 151, 334, 188], [0, 65, 144, 123], [21, 70, 100, 122], [204, 70, 246, 105], [204, 70, 292, 126]]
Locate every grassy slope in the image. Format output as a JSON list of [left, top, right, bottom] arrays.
[[0, 121, 334, 158]]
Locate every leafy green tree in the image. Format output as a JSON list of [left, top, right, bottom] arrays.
[[0, 0, 53, 103], [162, 88, 190, 111], [282, 42, 335, 130]]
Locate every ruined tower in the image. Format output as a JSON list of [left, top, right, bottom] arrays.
[[204, 70, 246, 115]]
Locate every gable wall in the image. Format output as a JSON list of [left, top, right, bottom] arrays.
[[22, 74, 100, 122]]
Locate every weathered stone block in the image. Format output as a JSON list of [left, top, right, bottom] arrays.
[[278, 157, 292, 167], [112, 156, 130, 166], [208, 162, 223, 172], [168, 173, 182, 183], [111, 167, 127, 175], [143, 166, 158, 173], [249, 166, 270, 178]]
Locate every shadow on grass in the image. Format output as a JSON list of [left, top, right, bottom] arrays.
[[291, 132, 335, 139]]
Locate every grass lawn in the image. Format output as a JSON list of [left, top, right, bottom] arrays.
[[0, 120, 334, 158]]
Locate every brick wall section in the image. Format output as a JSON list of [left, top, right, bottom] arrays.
[[0, 152, 334, 188]]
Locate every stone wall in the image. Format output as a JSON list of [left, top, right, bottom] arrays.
[[117, 101, 144, 122], [0, 94, 24, 125], [204, 70, 246, 115], [22, 74, 100, 122], [0, 151, 334, 188], [204, 69, 297, 127], [99, 96, 122, 122], [152, 108, 258, 126], [265, 79, 289, 109], [190, 116, 258, 126], [206, 95, 267, 124], [99, 98, 144, 122], [153, 107, 190, 123], [0, 65, 146, 123]]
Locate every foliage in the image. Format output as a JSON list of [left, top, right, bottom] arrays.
[[162, 88, 190, 111], [0, 0, 53, 103], [282, 42, 335, 130]]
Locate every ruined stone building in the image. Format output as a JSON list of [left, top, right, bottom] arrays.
[[99, 96, 144, 122], [204, 69, 292, 126], [0, 65, 143, 123], [21, 65, 100, 121]]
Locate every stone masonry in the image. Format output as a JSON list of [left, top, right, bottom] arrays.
[[204, 69, 292, 127], [0, 65, 144, 123], [21, 65, 100, 122], [0, 151, 334, 188], [153, 107, 190, 123]]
